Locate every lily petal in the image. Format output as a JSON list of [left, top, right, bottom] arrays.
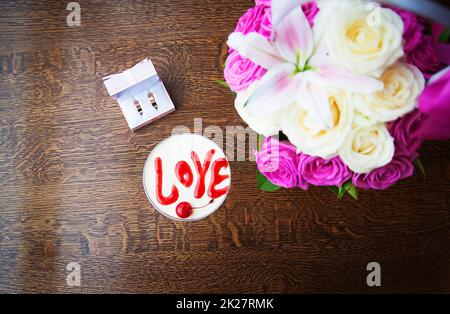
[[245, 63, 301, 118], [308, 79, 333, 130], [297, 72, 333, 130], [234, 80, 283, 137], [271, 0, 309, 37], [227, 32, 284, 69], [307, 43, 330, 67], [317, 65, 384, 94], [274, 5, 314, 66]]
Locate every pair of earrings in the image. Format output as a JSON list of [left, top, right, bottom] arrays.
[[134, 92, 158, 115]]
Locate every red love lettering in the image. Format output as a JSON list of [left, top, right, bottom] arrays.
[[175, 160, 193, 187], [154, 149, 230, 207], [155, 157, 179, 205], [208, 158, 230, 199], [191, 149, 215, 199]]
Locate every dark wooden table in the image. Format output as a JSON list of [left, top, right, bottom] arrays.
[[0, 0, 449, 293]]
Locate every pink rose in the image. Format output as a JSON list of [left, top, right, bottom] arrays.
[[260, 1, 319, 36], [255, 0, 271, 6], [418, 67, 450, 140], [256, 137, 302, 189], [297, 154, 352, 187], [301, 1, 319, 26], [390, 7, 423, 53], [407, 35, 444, 79], [233, 4, 268, 38], [224, 51, 267, 92], [432, 23, 450, 65], [352, 153, 414, 190], [388, 110, 426, 159], [225, 4, 269, 91], [260, 8, 272, 38]]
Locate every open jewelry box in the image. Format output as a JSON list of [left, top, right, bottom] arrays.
[[102, 58, 175, 130]]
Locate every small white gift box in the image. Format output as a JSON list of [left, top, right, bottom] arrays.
[[103, 58, 175, 130]]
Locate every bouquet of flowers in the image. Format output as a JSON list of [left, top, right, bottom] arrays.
[[223, 0, 450, 198]]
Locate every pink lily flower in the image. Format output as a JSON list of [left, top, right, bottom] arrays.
[[227, 0, 384, 130]]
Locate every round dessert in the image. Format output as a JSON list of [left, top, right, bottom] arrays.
[[143, 133, 231, 221]]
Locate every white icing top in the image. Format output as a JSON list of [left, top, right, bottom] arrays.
[[143, 133, 231, 221]]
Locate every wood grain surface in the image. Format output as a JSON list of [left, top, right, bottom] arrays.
[[0, 0, 449, 293]]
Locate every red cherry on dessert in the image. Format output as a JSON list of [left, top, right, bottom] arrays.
[[176, 202, 193, 219]]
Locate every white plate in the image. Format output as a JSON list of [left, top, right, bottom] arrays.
[[143, 133, 231, 221]]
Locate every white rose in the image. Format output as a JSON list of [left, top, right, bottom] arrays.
[[234, 80, 285, 137], [353, 109, 378, 129], [356, 62, 425, 122], [314, 0, 404, 76], [339, 123, 394, 173], [281, 89, 354, 159]]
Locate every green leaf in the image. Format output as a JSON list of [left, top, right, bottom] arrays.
[[256, 170, 281, 192], [345, 182, 359, 200], [327, 186, 340, 197], [335, 181, 359, 200], [216, 79, 230, 89], [438, 28, 450, 43], [338, 185, 346, 199], [414, 158, 426, 178], [257, 134, 265, 151]]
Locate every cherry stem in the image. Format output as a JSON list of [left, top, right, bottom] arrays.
[[192, 198, 214, 209]]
